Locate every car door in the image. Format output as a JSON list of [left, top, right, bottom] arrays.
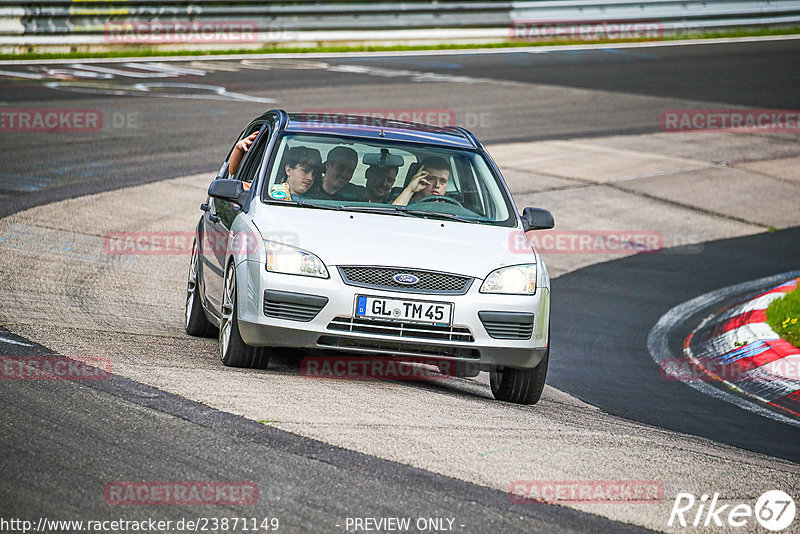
[[201, 121, 269, 316]]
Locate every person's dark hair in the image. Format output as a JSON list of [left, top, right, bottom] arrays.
[[325, 146, 358, 166], [278, 146, 322, 181], [419, 156, 450, 173]]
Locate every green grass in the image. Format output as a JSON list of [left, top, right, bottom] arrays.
[[766, 280, 800, 348], [2, 25, 798, 61]]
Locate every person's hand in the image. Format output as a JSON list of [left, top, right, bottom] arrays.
[[228, 131, 259, 177], [407, 165, 430, 193], [392, 165, 430, 206], [234, 131, 259, 154]]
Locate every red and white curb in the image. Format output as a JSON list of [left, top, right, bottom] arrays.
[[684, 278, 800, 417]]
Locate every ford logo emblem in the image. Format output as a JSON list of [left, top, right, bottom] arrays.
[[393, 273, 419, 285]]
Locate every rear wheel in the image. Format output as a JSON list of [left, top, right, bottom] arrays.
[[185, 239, 217, 338], [219, 263, 270, 369], [490, 345, 549, 405]]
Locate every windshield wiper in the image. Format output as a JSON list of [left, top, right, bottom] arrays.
[[342, 205, 471, 221], [342, 206, 415, 217], [263, 198, 345, 211], [396, 208, 476, 223], [264, 199, 410, 215], [264, 200, 476, 222]]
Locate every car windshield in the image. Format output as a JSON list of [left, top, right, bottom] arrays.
[[260, 133, 514, 226]]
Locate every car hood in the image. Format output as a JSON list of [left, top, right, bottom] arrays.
[[250, 204, 536, 279]]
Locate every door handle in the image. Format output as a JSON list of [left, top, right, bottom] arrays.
[[209, 214, 220, 223]]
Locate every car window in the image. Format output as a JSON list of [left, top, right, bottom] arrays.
[[216, 124, 256, 180], [230, 123, 267, 182], [237, 127, 270, 186], [261, 133, 514, 226]]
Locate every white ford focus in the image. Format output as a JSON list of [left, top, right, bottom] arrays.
[[185, 110, 554, 404]]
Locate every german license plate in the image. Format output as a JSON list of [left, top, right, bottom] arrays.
[[355, 296, 452, 326]]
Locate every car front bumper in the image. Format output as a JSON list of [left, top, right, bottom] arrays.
[[235, 260, 550, 370]]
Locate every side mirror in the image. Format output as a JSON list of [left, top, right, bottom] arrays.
[[208, 179, 249, 206], [521, 207, 554, 231]]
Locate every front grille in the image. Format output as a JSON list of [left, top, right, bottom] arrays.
[[479, 311, 534, 340], [328, 316, 474, 342], [317, 335, 480, 360], [338, 266, 473, 295], [263, 290, 328, 322]]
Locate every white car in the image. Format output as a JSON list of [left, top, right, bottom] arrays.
[[185, 110, 554, 404]]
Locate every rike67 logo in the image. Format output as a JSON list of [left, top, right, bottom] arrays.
[[668, 490, 795, 531]]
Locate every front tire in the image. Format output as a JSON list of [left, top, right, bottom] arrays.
[[219, 262, 270, 369], [185, 238, 217, 338], [490, 345, 549, 405]]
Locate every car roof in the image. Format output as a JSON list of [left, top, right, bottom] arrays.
[[282, 112, 478, 149]]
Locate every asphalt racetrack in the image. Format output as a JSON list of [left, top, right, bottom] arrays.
[[1, 37, 799, 532]]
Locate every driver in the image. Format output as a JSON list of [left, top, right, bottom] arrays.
[[392, 156, 450, 206]]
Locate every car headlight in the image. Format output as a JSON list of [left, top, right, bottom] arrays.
[[480, 264, 537, 295], [265, 242, 328, 278]]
